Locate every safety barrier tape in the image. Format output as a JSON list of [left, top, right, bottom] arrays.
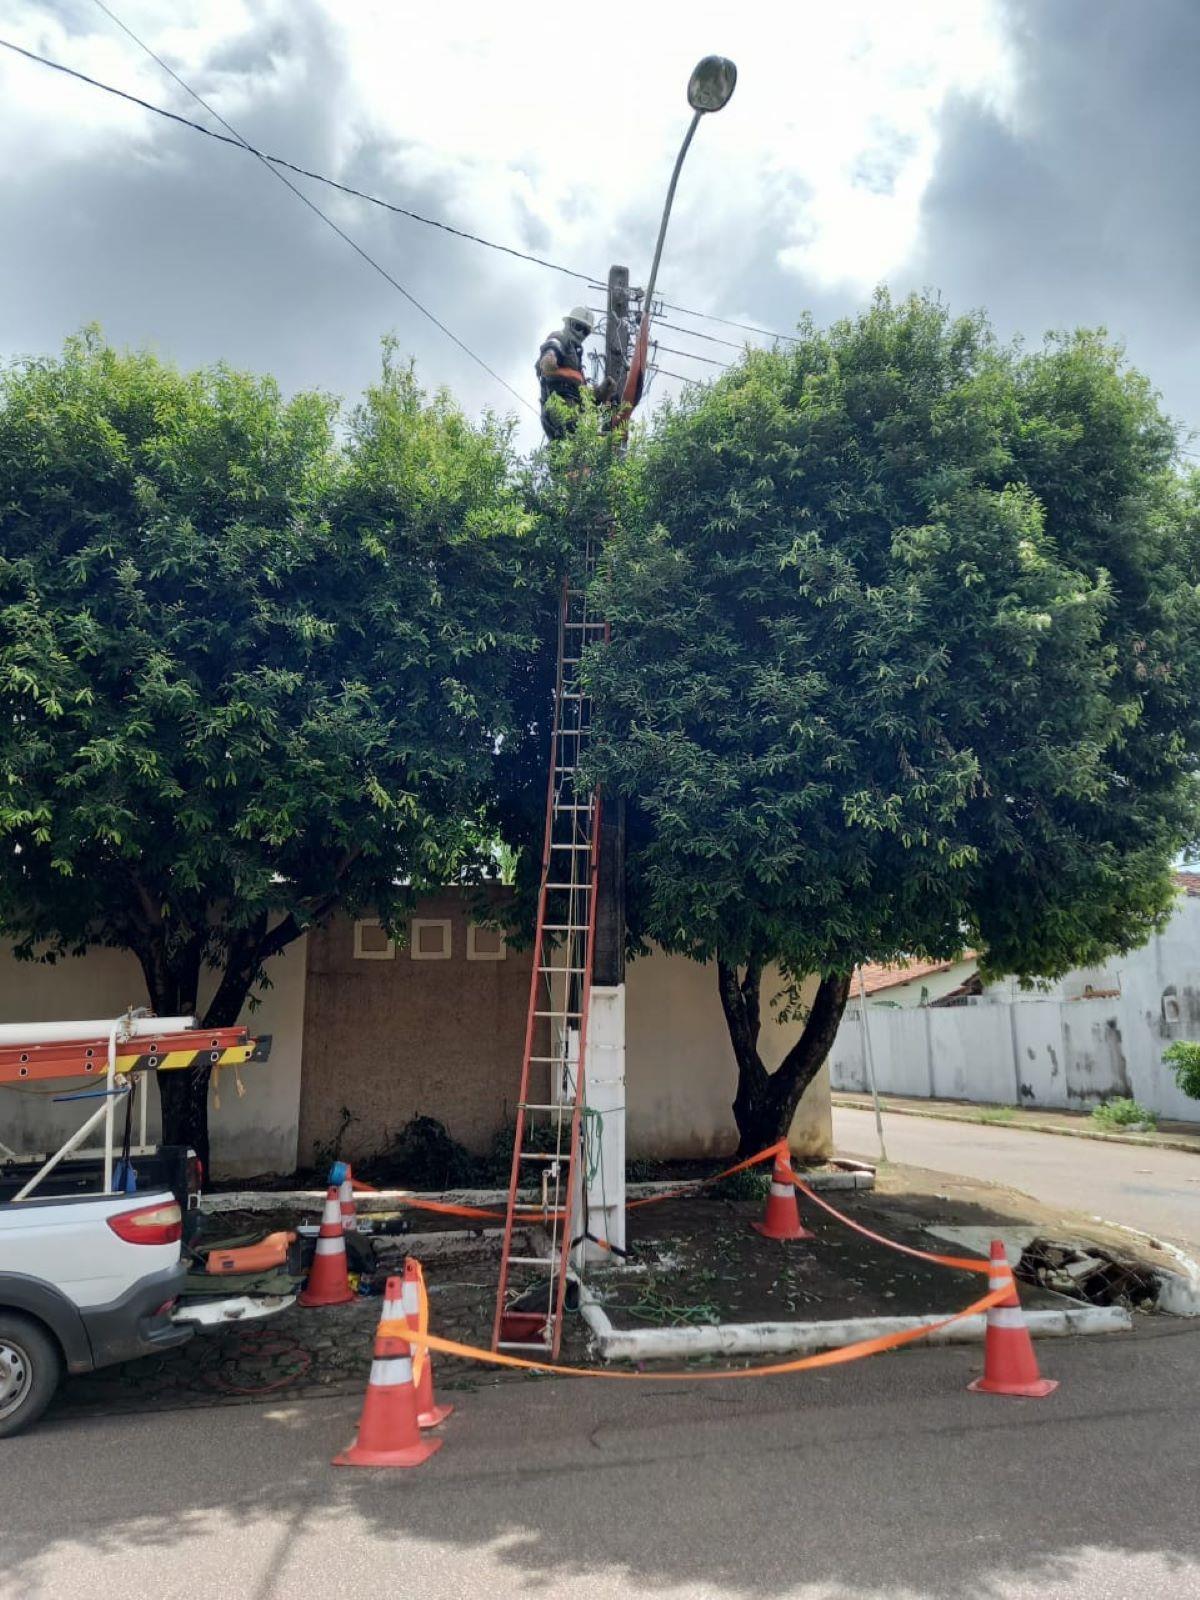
[[361, 1140, 792, 1225], [791, 1177, 991, 1274], [377, 1279, 1010, 1381], [366, 1153, 1012, 1381]]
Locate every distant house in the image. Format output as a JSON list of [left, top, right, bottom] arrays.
[[856, 954, 980, 1009]]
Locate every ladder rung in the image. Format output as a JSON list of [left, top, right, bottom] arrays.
[[541, 925, 591, 932], [533, 1009, 583, 1019], [498, 1340, 553, 1352], [550, 842, 592, 851], [507, 1255, 558, 1267], [538, 965, 586, 974], [518, 1101, 572, 1111], [564, 621, 607, 630], [543, 883, 591, 891], [520, 1152, 562, 1162]]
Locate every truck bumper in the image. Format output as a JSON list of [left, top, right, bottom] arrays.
[[80, 1262, 193, 1370]]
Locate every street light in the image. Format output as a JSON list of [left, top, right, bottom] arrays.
[[643, 55, 738, 312]]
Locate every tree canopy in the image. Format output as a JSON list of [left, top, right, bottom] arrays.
[[0, 331, 551, 1161], [583, 293, 1200, 1149]]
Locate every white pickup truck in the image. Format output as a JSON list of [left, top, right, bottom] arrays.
[[0, 1186, 194, 1436], [0, 1150, 290, 1437]]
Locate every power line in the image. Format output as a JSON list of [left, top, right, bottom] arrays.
[[0, 36, 596, 289], [80, 4, 537, 415], [651, 343, 730, 369], [654, 319, 748, 350], [1, 33, 804, 350]]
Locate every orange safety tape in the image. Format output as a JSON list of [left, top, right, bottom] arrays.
[[407, 1257, 430, 1387], [388, 1141, 789, 1225], [625, 1139, 788, 1210], [377, 1278, 1010, 1382], [792, 1178, 991, 1274]]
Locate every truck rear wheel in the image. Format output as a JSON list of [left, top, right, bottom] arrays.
[[0, 1312, 62, 1439]]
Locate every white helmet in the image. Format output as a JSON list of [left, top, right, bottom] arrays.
[[565, 306, 595, 337]]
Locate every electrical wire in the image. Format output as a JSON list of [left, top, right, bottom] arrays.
[[651, 344, 731, 368], [0, 33, 803, 349], [80, 3, 537, 415]]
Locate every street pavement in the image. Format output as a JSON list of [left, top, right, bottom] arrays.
[[835, 1105, 1200, 1249], [3, 1323, 1198, 1598]]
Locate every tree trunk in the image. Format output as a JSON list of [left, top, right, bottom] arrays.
[[136, 915, 299, 1175], [717, 957, 852, 1156]]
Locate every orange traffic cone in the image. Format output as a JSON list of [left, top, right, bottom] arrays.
[[968, 1240, 1058, 1398], [338, 1170, 358, 1234], [752, 1147, 813, 1241], [403, 1259, 453, 1429], [333, 1304, 441, 1469], [298, 1185, 355, 1307]]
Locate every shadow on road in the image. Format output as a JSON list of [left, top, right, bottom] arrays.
[[5, 1323, 1200, 1597]]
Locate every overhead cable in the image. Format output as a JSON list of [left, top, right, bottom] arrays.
[[81, 3, 537, 414], [1, 33, 803, 350]]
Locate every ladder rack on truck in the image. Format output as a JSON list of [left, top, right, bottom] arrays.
[[0, 1009, 271, 1199]]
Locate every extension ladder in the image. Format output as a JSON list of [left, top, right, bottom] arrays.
[[491, 551, 604, 1356]]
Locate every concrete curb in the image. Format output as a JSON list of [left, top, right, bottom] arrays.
[[832, 1095, 1200, 1155], [204, 1166, 876, 1215], [578, 1289, 1131, 1363]]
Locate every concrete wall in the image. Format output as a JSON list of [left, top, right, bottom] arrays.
[[829, 895, 1200, 1120], [297, 890, 541, 1167], [297, 893, 833, 1166], [625, 953, 831, 1160], [0, 935, 308, 1178]]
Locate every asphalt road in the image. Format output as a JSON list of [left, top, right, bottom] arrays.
[[4, 1325, 1198, 1599], [835, 1105, 1200, 1249]]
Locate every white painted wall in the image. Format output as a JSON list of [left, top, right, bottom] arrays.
[[625, 950, 832, 1159], [830, 895, 1200, 1120], [0, 936, 307, 1178]]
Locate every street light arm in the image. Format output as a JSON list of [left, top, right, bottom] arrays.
[[643, 108, 702, 315]]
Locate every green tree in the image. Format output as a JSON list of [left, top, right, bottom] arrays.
[[584, 294, 1200, 1153], [0, 332, 547, 1166]]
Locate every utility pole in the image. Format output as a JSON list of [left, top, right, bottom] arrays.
[[575, 60, 738, 1265]]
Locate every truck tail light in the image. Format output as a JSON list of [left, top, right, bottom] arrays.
[[107, 1201, 182, 1245]]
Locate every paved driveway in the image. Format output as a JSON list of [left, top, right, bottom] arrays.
[[835, 1105, 1200, 1249]]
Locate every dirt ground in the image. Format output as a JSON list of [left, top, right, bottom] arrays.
[[47, 1162, 1179, 1422]]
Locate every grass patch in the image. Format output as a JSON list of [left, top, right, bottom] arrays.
[[974, 1105, 1018, 1125], [1091, 1097, 1158, 1132]]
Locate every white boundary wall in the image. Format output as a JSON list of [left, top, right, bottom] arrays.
[[830, 896, 1200, 1119]]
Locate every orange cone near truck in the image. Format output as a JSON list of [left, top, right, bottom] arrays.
[[298, 1185, 354, 1307], [333, 1279, 442, 1469]]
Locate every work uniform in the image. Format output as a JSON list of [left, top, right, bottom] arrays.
[[537, 331, 587, 440]]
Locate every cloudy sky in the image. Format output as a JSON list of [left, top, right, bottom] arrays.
[[2, 0, 1198, 453]]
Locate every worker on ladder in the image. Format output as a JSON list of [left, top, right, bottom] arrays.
[[536, 306, 611, 440]]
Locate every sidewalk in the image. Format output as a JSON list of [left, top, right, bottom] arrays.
[[833, 1092, 1200, 1154]]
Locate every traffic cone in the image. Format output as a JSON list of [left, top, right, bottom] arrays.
[[298, 1185, 355, 1307], [333, 1306, 441, 1469], [403, 1258, 453, 1429], [968, 1240, 1058, 1398], [751, 1147, 814, 1241], [335, 1163, 358, 1233]]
